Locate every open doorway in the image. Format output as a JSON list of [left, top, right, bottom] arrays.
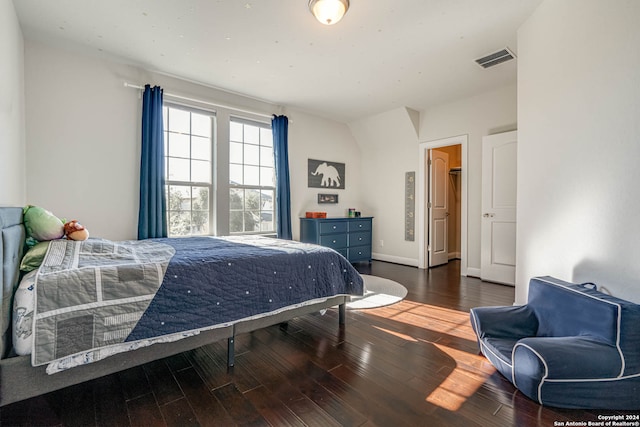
[[431, 145, 462, 265], [417, 135, 468, 275]]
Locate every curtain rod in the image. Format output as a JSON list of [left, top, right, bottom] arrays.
[[123, 82, 278, 121]]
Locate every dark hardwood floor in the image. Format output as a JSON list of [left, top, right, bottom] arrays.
[[0, 261, 632, 426]]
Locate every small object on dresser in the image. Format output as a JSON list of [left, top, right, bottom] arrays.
[[305, 211, 327, 218], [348, 208, 355, 217]]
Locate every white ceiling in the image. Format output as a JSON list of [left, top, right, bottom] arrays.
[[13, 0, 541, 123]]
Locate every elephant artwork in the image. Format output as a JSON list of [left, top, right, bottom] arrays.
[[308, 159, 346, 189], [312, 163, 341, 187]]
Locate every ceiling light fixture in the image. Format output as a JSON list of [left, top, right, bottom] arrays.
[[308, 0, 350, 26]]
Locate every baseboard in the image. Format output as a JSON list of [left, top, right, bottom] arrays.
[[448, 252, 461, 260], [466, 267, 481, 278], [372, 253, 419, 267]]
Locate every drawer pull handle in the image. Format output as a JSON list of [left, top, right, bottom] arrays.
[[333, 240, 337, 243], [358, 251, 362, 255], [333, 226, 337, 229], [359, 224, 362, 228], [359, 237, 362, 241]]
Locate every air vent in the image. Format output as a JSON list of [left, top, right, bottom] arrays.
[[475, 48, 516, 69]]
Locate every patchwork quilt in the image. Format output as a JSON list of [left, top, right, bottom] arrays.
[[32, 236, 363, 372], [33, 239, 175, 367]]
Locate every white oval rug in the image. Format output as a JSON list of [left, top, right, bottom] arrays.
[[347, 275, 408, 309]]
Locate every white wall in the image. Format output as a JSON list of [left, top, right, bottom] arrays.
[[23, 41, 362, 240], [0, 0, 26, 206], [285, 108, 363, 240], [25, 42, 141, 239], [516, 0, 640, 303], [420, 85, 517, 273], [349, 107, 420, 266]]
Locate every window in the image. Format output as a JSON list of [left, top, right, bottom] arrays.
[[229, 118, 275, 234], [163, 105, 215, 237]]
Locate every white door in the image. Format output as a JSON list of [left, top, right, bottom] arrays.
[[429, 149, 449, 267], [481, 131, 517, 285]]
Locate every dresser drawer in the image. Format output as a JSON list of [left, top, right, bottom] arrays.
[[299, 217, 373, 264], [319, 221, 348, 234], [348, 246, 372, 262], [348, 219, 371, 232], [320, 234, 347, 249], [349, 231, 371, 246]]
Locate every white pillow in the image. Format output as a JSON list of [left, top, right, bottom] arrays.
[[12, 270, 36, 356]]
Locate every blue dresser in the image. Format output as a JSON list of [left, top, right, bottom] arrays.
[[300, 217, 373, 263]]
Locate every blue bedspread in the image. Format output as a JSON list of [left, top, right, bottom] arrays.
[[127, 235, 363, 341]]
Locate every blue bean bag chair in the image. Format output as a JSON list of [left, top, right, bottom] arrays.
[[470, 276, 640, 409]]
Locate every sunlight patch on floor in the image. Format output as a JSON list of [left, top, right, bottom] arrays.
[[425, 343, 495, 411], [365, 300, 497, 411], [368, 300, 477, 342], [371, 325, 419, 342]]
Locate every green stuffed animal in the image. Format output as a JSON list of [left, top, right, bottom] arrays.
[[23, 205, 65, 247]]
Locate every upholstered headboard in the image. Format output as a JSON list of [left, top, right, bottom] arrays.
[[0, 207, 25, 358]]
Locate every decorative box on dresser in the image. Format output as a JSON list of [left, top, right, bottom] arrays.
[[300, 217, 373, 263]]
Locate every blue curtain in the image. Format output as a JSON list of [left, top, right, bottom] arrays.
[[137, 85, 168, 239], [272, 115, 292, 240]]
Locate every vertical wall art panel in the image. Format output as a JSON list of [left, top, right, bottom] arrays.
[[405, 171, 415, 241]]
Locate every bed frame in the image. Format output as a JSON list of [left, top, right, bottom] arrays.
[[0, 207, 347, 407]]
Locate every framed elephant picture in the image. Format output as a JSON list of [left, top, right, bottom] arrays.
[[308, 159, 345, 189]]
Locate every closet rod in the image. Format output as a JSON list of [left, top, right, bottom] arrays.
[[123, 82, 278, 121]]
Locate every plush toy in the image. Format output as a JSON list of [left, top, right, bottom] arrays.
[[64, 220, 89, 241], [23, 205, 65, 246]]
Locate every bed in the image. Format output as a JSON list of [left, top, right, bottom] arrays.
[[0, 206, 362, 406]]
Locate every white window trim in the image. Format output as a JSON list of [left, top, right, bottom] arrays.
[[164, 102, 216, 237], [228, 116, 276, 235]]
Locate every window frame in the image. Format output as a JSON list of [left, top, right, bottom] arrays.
[[163, 102, 216, 237], [228, 116, 276, 235]]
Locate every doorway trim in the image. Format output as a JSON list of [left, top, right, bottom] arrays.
[[418, 134, 468, 275]]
